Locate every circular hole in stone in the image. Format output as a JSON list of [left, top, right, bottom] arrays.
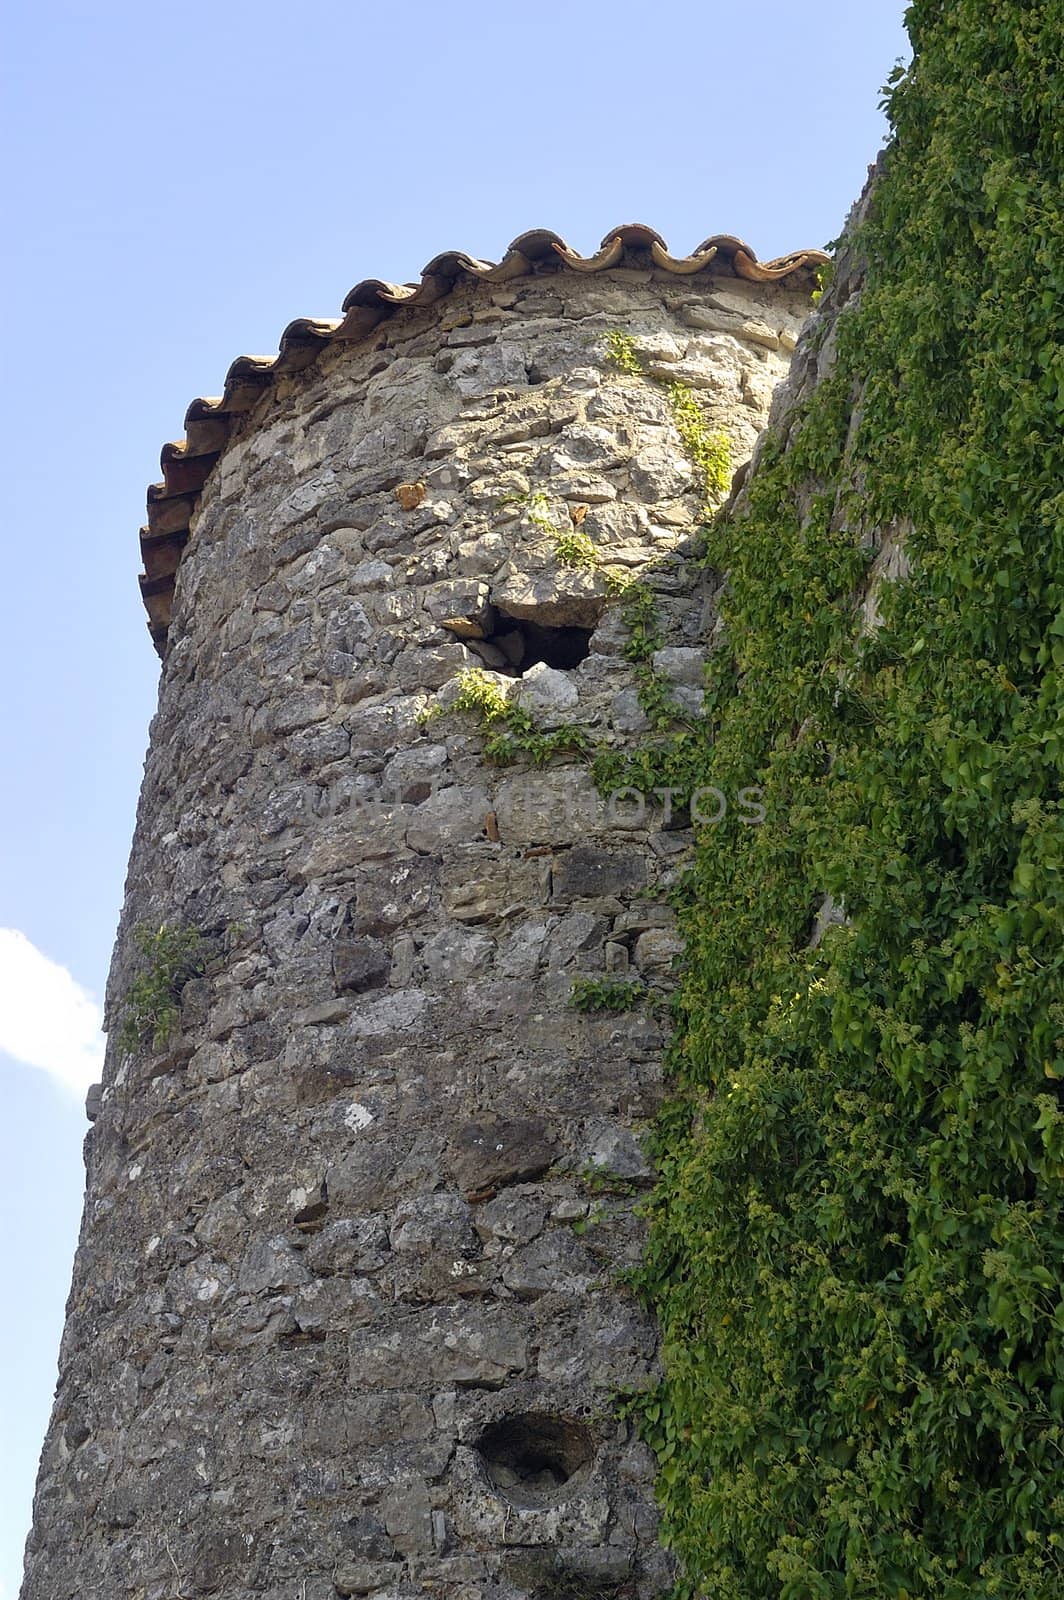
[[476, 1413, 594, 1508]]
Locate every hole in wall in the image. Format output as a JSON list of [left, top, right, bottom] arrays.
[[468, 617, 594, 676], [511, 619, 594, 671], [476, 1413, 594, 1508]]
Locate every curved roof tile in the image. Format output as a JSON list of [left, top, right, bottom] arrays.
[[140, 226, 828, 653]]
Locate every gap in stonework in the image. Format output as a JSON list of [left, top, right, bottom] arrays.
[[476, 1412, 594, 1508], [470, 616, 594, 676]]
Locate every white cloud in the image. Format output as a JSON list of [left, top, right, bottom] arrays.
[[0, 929, 104, 1098]]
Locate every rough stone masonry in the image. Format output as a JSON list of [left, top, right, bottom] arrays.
[[21, 228, 822, 1600]]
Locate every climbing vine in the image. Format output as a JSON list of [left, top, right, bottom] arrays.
[[425, 668, 591, 767], [604, 329, 733, 516], [667, 380, 732, 511], [505, 489, 602, 569], [616, 579, 689, 731], [118, 923, 205, 1053], [629, 4, 1064, 1596]]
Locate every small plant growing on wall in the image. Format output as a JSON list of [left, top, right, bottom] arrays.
[[576, 1162, 640, 1198], [503, 490, 602, 570], [666, 380, 732, 509], [603, 329, 732, 515], [569, 975, 645, 1012], [426, 668, 592, 767], [118, 923, 206, 1053], [603, 329, 644, 376]]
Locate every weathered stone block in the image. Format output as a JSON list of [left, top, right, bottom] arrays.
[[442, 853, 551, 922], [633, 926, 684, 976], [190, 1528, 263, 1592], [382, 741, 449, 802], [349, 1305, 528, 1390], [381, 1475, 435, 1554], [237, 1236, 310, 1295], [334, 1561, 402, 1595], [495, 918, 551, 978], [501, 1229, 599, 1300], [333, 935, 392, 993], [423, 577, 496, 637], [473, 1190, 547, 1246], [447, 342, 528, 398], [390, 1191, 477, 1255], [492, 566, 610, 629], [446, 1115, 559, 1193], [493, 768, 602, 846], [326, 1143, 404, 1213], [347, 987, 430, 1039], [513, 661, 580, 715], [345, 1394, 435, 1447], [651, 645, 705, 685], [305, 1217, 390, 1277], [404, 784, 491, 854], [582, 1121, 653, 1183], [552, 845, 648, 901], [351, 857, 439, 934], [629, 441, 694, 501], [547, 908, 609, 967], [421, 924, 495, 981]]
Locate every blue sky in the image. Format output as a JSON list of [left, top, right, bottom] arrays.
[[0, 0, 910, 1589]]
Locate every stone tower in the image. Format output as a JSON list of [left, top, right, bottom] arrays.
[[22, 226, 824, 1600]]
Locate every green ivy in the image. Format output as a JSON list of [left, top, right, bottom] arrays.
[[118, 923, 205, 1053], [604, 328, 644, 376], [604, 330, 733, 518], [570, 975, 645, 1012], [667, 380, 732, 512], [811, 259, 835, 307], [552, 524, 600, 569], [613, 577, 696, 733], [634, 3, 1064, 1595], [427, 667, 591, 767]]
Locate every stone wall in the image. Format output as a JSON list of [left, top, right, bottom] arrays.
[[22, 259, 812, 1600]]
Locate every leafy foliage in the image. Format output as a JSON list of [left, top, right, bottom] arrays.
[[604, 331, 733, 517], [118, 923, 205, 1053], [613, 576, 697, 734], [604, 328, 645, 376], [577, 1161, 642, 1198], [552, 523, 600, 569], [810, 259, 835, 307], [570, 975, 645, 1012], [428, 667, 591, 766], [633, 4, 1064, 1595], [667, 380, 732, 513]]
